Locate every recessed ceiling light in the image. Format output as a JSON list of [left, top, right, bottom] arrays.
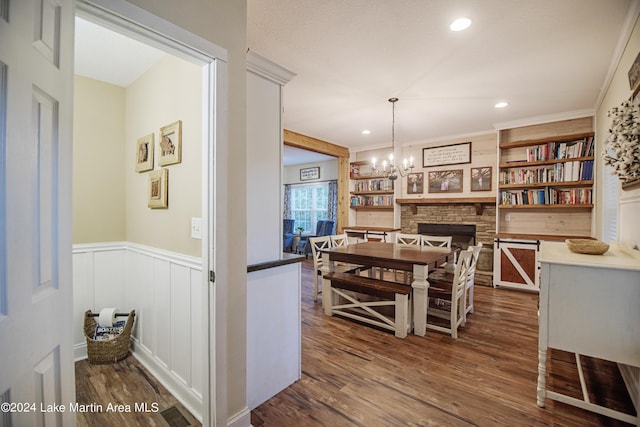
[[362, 129, 371, 135], [450, 18, 471, 32], [494, 101, 509, 109]]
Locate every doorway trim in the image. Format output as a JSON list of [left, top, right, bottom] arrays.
[[283, 130, 350, 232], [76, 1, 226, 425]]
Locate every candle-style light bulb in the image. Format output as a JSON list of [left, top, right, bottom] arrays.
[[409, 156, 414, 167], [372, 157, 377, 168]]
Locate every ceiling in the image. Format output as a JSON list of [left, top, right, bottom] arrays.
[[248, 0, 636, 151], [75, 1, 637, 160]]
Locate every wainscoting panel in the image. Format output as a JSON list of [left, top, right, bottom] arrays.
[[72, 242, 203, 417]]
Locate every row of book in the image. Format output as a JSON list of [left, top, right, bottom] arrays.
[[521, 136, 594, 162], [499, 160, 594, 184], [500, 187, 592, 206], [350, 195, 394, 207], [353, 178, 394, 192]]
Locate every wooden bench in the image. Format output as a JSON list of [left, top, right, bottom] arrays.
[[322, 272, 412, 338]]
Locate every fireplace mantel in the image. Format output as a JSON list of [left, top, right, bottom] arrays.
[[396, 197, 496, 215]]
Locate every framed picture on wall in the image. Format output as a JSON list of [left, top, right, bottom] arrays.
[[407, 172, 424, 194], [135, 133, 154, 172], [300, 166, 320, 181], [428, 169, 463, 193], [158, 120, 182, 166], [148, 168, 168, 208], [471, 166, 492, 191]]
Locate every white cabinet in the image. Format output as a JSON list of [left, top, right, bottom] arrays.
[[537, 241, 640, 424], [493, 237, 540, 291]]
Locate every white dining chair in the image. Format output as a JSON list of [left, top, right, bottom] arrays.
[[310, 236, 332, 301], [395, 233, 422, 245], [426, 249, 474, 339], [330, 233, 349, 247]]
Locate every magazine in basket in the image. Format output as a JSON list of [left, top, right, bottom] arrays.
[[94, 320, 125, 341]]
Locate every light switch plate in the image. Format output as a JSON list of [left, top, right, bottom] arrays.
[[191, 217, 202, 239]]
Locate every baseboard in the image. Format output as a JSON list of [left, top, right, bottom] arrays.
[[74, 342, 88, 361], [227, 407, 251, 427], [131, 342, 203, 423]]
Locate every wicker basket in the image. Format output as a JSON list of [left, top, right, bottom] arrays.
[[84, 310, 135, 364], [565, 239, 609, 255]]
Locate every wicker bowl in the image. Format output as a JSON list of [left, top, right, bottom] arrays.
[[565, 239, 609, 255]]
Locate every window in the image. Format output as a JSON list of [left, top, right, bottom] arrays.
[[290, 182, 329, 233], [602, 165, 618, 243]]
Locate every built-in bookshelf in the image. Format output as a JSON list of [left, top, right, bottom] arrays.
[[498, 133, 594, 208], [493, 117, 595, 292], [349, 161, 394, 210]]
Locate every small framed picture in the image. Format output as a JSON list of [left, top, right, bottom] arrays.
[[428, 169, 463, 193], [407, 172, 424, 194], [135, 133, 154, 172], [148, 168, 168, 209], [471, 167, 492, 191], [300, 166, 320, 181], [158, 120, 182, 166]]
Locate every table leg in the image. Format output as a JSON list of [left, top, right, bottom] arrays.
[[411, 264, 429, 336], [537, 347, 547, 407]]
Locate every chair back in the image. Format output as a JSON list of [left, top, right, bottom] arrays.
[[466, 242, 482, 284], [330, 233, 349, 247], [315, 220, 335, 237], [310, 236, 332, 270], [395, 233, 421, 245], [283, 219, 294, 234], [421, 234, 452, 248], [452, 250, 474, 299]]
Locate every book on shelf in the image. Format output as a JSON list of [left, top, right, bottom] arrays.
[[350, 194, 393, 207], [501, 187, 591, 206]]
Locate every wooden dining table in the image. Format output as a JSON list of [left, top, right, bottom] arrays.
[[321, 241, 453, 336]]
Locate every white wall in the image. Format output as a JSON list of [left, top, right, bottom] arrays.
[[284, 159, 338, 185], [596, 12, 640, 249], [246, 70, 283, 264]]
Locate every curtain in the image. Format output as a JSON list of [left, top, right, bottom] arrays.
[[283, 184, 292, 219], [328, 180, 338, 222]]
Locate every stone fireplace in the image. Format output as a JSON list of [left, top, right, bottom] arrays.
[[399, 200, 496, 285]]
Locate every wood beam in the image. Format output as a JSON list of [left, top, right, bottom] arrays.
[[284, 129, 350, 158]]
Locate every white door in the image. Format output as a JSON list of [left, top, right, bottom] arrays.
[[0, 1, 76, 426]]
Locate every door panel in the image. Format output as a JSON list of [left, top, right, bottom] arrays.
[[0, 1, 75, 425], [494, 240, 540, 291]]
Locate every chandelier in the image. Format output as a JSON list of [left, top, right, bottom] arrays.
[[372, 97, 414, 181]]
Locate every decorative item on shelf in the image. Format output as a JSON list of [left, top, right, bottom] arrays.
[[565, 239, 609, 255], [603, 98, 640, 189], [371, 97, 414, 181]]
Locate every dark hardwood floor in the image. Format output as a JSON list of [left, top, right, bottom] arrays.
[[75, 356, 201, 427], [251, 259, 635, 426]]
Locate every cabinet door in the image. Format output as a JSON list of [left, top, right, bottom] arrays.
[[493, 240, 539, 291]]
